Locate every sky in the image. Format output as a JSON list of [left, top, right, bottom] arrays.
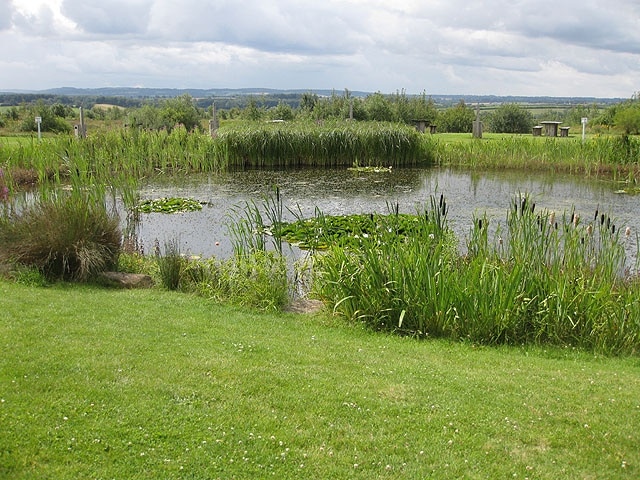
[[0, 0, 639, 98]]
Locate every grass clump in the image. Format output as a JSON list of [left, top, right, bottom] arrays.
[[181, 251, 289, 311], [0, 192, 121, 281], [154, 238, 185, 290]]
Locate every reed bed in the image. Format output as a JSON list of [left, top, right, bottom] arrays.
[[217, 121, 428, 168], [0, 122, 430, 194], [430, 134, 640, 178], [311, 194, 640, 354]]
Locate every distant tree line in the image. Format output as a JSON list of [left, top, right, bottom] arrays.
[[2, 91, 639, 135]]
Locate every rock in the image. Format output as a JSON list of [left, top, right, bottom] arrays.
[[98, 272, 154, 289], [285, 298, 324, 314]]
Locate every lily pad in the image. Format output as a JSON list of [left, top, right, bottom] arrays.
[[135, 197, 203, 214]]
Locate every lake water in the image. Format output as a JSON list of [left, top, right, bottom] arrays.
[[128, 166, 639, 265]]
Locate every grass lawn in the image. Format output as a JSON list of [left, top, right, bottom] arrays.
[[1, 280, 639, 479]]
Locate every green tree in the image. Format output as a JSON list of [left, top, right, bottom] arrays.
[[242, 97, 265, 121], [408, 93, 438, 125], [299, 92, 319, 113], [438, 100, 475, 133], [127, 104, 164, 130], [161, 94, 202, 132], [365, 92, 394, 122], [614, 106, 640, 134], [19, 100, 71, 134], [269, 101, 295, 121], [488, 103, 533, 134]]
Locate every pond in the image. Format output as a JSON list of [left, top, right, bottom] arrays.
[[128, 166, 639, 265]]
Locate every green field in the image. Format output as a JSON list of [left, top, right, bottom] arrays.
[[1, 280, 639, 479]]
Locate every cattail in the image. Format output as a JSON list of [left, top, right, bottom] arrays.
[[600, 214, 605, 226], [594, 209, 599, 221]]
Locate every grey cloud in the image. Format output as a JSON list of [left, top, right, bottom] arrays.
[[0, 1, 13, 31], [499, 1, 640, 55], [61, 0, 153, 34], [148, 0, 370, 55]]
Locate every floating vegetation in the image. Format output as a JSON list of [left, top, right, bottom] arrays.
[[347, 165, 393, 173], [278, 212, 431, 250], [135, 197, 203, 214]]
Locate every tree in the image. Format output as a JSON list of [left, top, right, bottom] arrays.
[[269, 101, 295, 121], [365, 92, 394, 122], [19, 100, 71, 134], [614, 106, 640, 134], [242, 97, 265, 121], [160, 94, 202, 132], [488, 103, 533, 134], [438, 100, 475, 133]]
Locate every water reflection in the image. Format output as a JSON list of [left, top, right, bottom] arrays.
[[130, 167, 638, 265]]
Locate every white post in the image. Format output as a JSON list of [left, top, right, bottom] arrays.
[[581, 117, 588, 143], [35, 116, 42, 140]]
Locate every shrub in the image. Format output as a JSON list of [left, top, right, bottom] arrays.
[[488, 103, 534, 133], [0, 193, 121, 281]]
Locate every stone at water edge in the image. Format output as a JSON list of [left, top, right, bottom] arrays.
[[98, 272, 154, 289]]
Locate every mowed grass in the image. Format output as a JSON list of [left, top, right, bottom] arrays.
[[1, 280, 639, 479]]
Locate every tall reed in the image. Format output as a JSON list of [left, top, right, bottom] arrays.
[[430, 135, 640, 178], [312, 193, 640, 354]]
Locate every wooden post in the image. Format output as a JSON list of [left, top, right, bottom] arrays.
[[209, 103, 219, 138], [472, 104, 482, 138], [78, 107, 87, 138]]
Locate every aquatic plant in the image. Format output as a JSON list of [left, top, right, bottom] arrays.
[[312, 193, 640, 354], [135, 197, 203, 214]]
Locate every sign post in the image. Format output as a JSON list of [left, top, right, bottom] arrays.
[[35, 116, 42, 140], [581, 117, 588, 143]]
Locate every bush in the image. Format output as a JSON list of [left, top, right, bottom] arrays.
[[0, 193, 121, 281], [488, 103, 534, 133]]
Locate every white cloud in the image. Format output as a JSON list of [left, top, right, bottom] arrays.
[[1, 0, 638, 96]]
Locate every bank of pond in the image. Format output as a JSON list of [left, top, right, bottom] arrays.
[[1, 123, 640, 355]]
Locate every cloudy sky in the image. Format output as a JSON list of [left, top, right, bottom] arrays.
[[1, 0, 638, 97]]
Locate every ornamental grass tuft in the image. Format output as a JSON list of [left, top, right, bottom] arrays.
[[0, 192, 121, 281]]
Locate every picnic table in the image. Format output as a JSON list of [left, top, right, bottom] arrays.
[[540, 121, 562, 137]]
